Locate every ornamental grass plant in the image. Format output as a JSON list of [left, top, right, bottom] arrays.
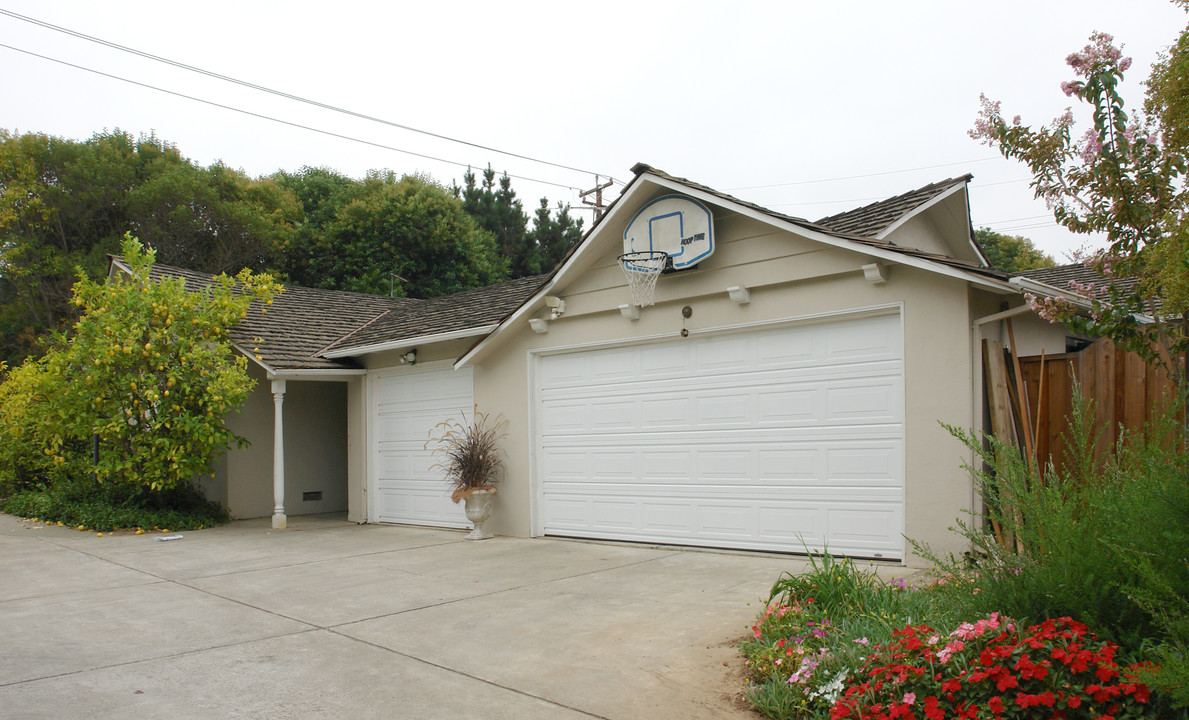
[[424, 408, 508, 503]]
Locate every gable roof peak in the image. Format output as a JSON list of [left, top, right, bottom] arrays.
[[815, 174, 973, 238]]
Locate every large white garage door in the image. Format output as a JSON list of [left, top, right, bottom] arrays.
[[370, 365, 473, 528], [537, 313, 905, 558]]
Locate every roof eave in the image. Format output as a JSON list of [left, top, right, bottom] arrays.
[[322, 324, 500, 359]]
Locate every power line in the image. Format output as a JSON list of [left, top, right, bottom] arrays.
[[725, 157, 1002, 192], [0, 8, 621, 186], [0, 42, 585, 193]]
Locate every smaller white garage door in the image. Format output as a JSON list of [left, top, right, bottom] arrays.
[[536, 313, 905, 558], [370, 365, 473, 528]]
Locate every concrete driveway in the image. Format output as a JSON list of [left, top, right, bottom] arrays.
[[0, 512, 888, 719]]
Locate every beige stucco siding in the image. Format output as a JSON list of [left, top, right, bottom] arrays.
[[468, 221, 978, 566], [217, 363, 350, 519]]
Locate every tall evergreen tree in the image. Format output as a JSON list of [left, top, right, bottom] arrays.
[[455, 166, 535, 276], [528, 198, 585, 272]]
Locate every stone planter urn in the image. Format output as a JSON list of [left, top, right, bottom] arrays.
[[462, 487, 496, 540]]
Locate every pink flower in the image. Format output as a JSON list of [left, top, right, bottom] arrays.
[[854, 637, 870, 646], [903, 693, 917, 705]]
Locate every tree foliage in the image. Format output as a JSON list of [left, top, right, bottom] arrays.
[[456, 166, 532, 275], [974, 227, 1056, 273], [0, 130, 296, 365], [280, 170, 508, 297], [0, 235, 279, 494], [454, 165, 585, 276], [971, 19, 1189, 380], [528, 197, 585, 272]]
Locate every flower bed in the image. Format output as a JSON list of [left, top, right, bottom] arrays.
[[741, 556, 1161, 719]]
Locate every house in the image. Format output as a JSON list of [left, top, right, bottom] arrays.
[[116, 164, 1091, 567]]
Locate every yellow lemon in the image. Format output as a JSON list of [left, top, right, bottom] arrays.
[[96, 532, 103, 537]]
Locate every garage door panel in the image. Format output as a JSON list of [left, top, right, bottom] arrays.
[[543, 374, 902, 433], [371, 366, 472, 529], [538, 313, 905, 557]]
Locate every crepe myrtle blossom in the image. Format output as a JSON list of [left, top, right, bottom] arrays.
[[1025, 292, 1077, 323]]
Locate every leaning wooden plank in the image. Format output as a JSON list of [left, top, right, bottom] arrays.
[[1005, 319, 1037, 470], [983, 338, 1021, 553]]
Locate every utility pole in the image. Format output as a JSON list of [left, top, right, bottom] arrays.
[[579, 176, 614, 221]]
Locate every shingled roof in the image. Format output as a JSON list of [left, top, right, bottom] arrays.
[[111, 258, 549, 370], [116, 259, 413, 370], [321, 274, 549, 355], [815, 175, 973, 238], [1016, 263, 1145, 304]]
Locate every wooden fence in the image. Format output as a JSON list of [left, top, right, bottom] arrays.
[[1016, 338, 1179, 474]]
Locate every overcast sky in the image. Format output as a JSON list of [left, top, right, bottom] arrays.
[[3, 1, 1185, 261]]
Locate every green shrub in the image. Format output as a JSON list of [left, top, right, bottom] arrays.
[[920, 387, 1189, 704], [0, 234, 279, 494], [2, 475, 229, 531]]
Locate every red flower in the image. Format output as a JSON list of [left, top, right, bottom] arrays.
[[988, 696, 1005, 714], [923, 696, 944, 720]]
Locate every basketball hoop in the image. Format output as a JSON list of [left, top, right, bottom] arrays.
[[618, 251, 668, 307]]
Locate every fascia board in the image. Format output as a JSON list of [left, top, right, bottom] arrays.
[[267, 368, 367, 381], [322, 324, 499, 359], [109, 257, 133, 278], [231, 340, 276, 373], [1008, 276, 1093, 308], [643, 175, 1015, 293]]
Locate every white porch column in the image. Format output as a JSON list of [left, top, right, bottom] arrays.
[[271, 378, 287, 529]]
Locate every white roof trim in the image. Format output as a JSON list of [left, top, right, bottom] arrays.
[[231, 340, 276, 373], [1008, 276, 1094, 309], [457, 171, 1018, 369], [874, 181, 967, 241], [322, 324, 499, 359], [267, 368, 367, 380], [642, 174, 1014, 292]]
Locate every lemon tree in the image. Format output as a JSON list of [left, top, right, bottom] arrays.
[[0, 234, 280, 493]]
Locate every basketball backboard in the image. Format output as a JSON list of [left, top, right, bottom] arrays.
[[622, 194, 714, 271]]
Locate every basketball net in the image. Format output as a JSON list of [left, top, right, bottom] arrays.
[[618, 251, 668, 307]]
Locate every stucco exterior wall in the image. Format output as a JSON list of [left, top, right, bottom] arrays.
[[465, 212, 981, 566]]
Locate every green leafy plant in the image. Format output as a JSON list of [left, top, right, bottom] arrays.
[[424, 407, 508, 503], [2, 475, 229, 532], [0, 233, 280, 494]]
